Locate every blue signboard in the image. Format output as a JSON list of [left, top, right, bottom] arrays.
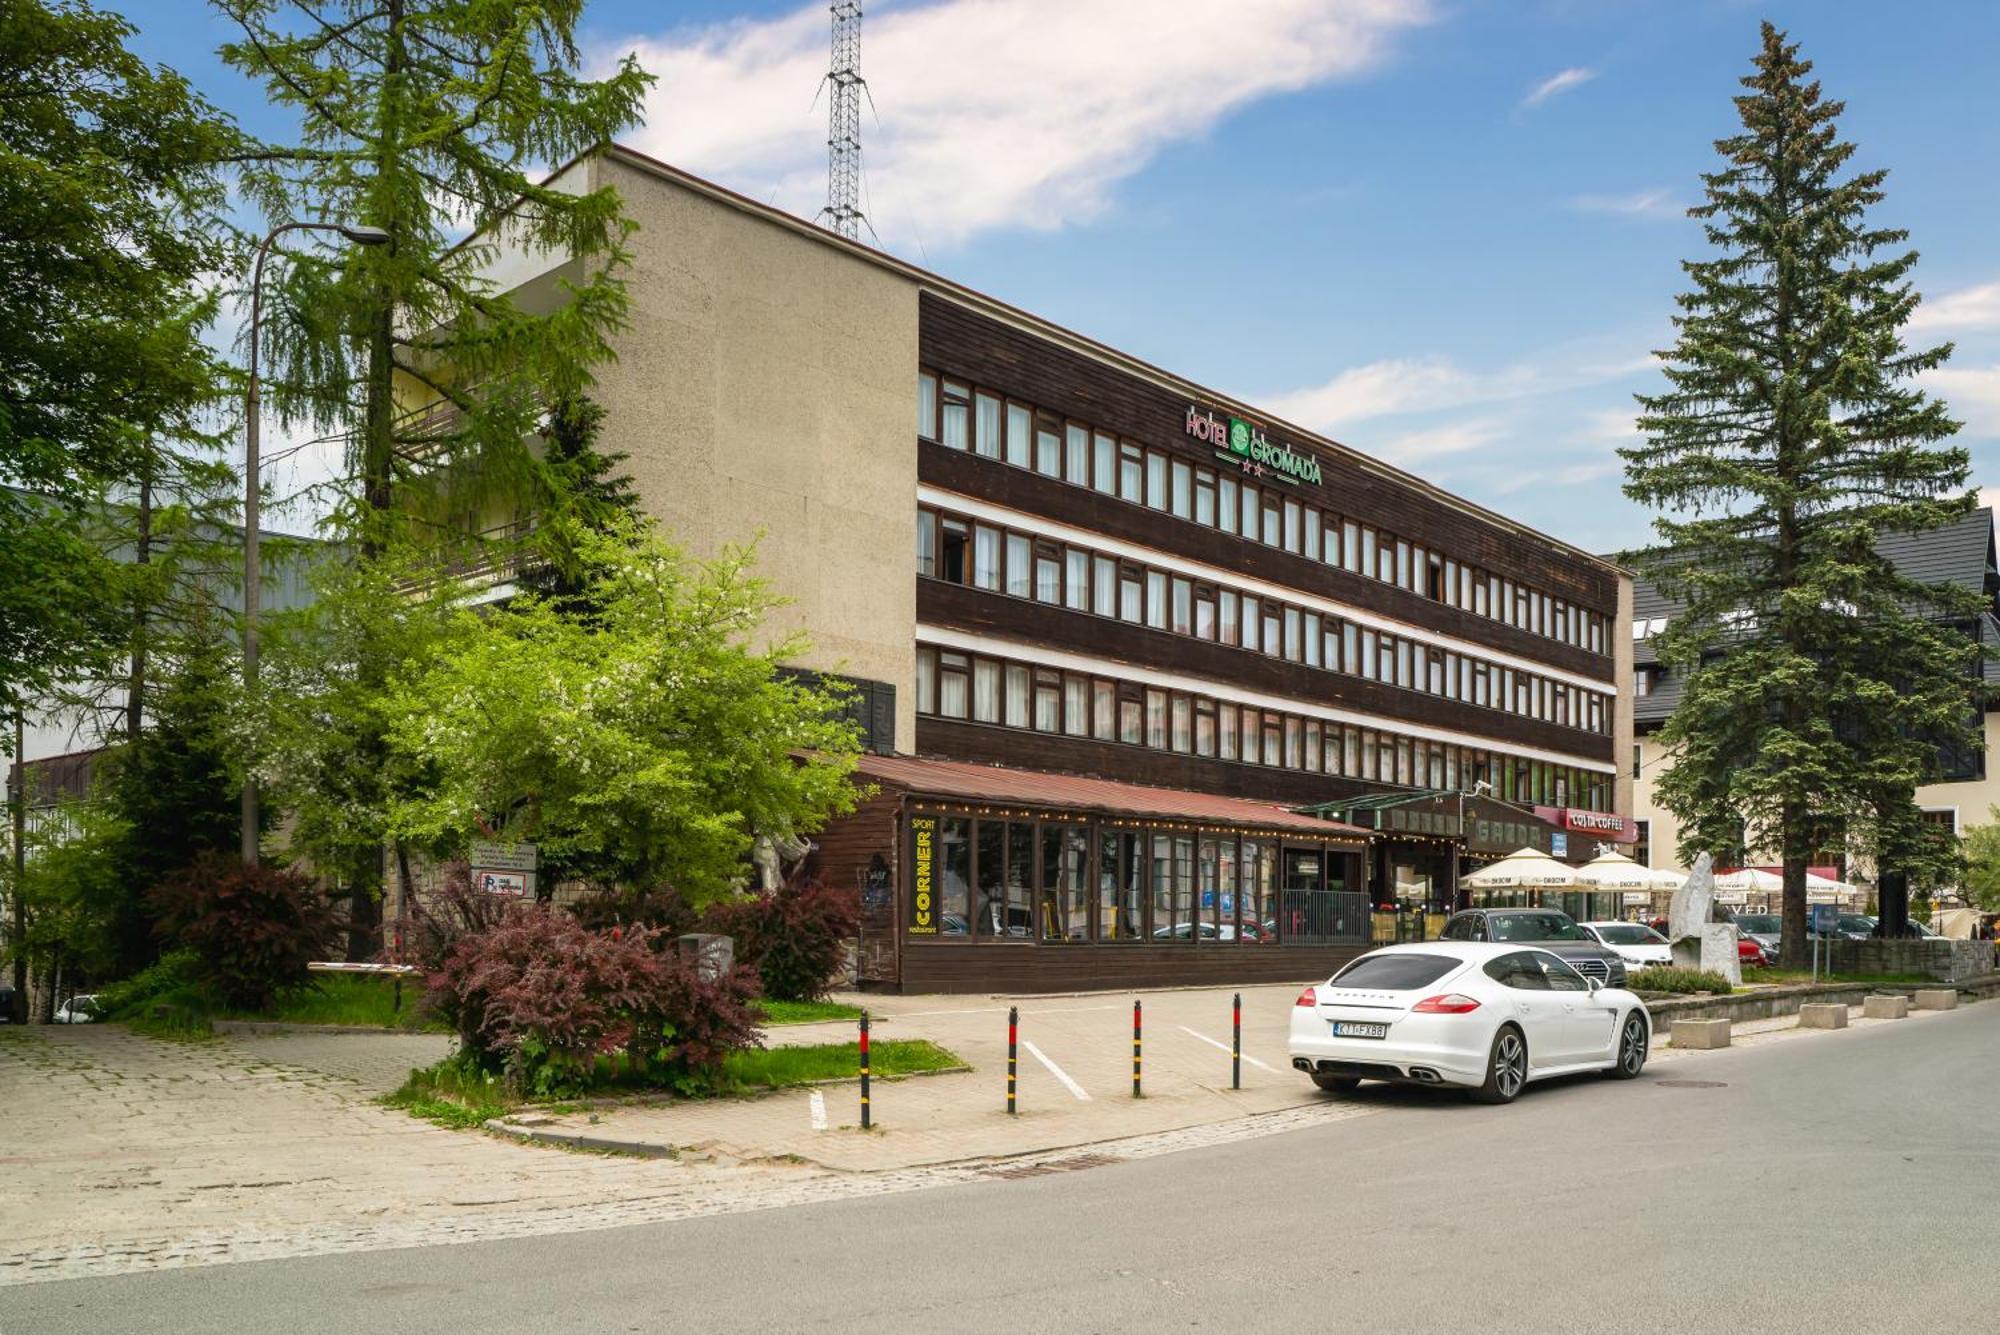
[[1550, 833, 1568, 858], [1810, 903, 1840, 935]]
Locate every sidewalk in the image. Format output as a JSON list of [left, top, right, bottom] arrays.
[[502, 983, 1323, 1171]]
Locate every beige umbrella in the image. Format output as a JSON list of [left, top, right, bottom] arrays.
[[1573, 850, 1657, 892], [1647, 866, 1687, 892], [1462, 846, 1579, 890], [1713, 867, 1785, 893]]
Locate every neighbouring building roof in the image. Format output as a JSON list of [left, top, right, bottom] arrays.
[[1626, 508, 2000, 728], [849, 753, 1370, 839]]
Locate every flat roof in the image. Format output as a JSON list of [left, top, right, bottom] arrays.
[[852, 753, 1370, 839], [597, 143, 1627, 582]]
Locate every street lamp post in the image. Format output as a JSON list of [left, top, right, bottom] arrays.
[[242, 221, 390, 866]]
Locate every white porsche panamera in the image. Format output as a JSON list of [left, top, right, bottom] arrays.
[[1288, 942, 1652, 1104]]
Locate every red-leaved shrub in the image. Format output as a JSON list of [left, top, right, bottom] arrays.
[[383, 860, 513, 977], [703, 878, 859, 1002], [428, 902, 759, 1095], [147, 853, 346, 1010]]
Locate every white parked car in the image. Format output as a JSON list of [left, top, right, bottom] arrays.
[[1288, 942, 1652, 1104], [53, 994, 102, 1024], [1578, 921, 1675, 973]]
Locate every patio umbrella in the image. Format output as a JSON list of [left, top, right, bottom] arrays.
[[1713, 867, 1786, 893], [1572, 850, 1658, 892], [1461, 846, 1579, 889], [1647, 866, 1687, 892]]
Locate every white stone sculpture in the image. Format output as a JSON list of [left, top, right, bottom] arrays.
[[1667, 853, 1740, 984]]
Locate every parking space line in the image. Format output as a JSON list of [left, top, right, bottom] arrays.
[[1177, 1025, 1279, 1073], [1021, 1039, 1092, 1101], [808, 1089, 828, 1131]]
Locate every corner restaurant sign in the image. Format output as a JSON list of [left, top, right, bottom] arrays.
[[1185, 406, 1323, 487]]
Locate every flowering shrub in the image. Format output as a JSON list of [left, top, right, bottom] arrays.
[[383, 860, 513, 977], [428, 902, 759, 1096], [704, 878, 859, 1003], [146, 854, 345, 1010]]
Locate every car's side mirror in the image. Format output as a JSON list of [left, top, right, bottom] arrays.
[[1585, 977, 1603, 994]]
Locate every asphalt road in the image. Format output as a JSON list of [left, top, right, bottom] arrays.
[[6, 1004, 1997, 1335]]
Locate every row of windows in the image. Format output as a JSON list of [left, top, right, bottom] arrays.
[[918, 504, 1612, 736], [910, 813, 1363, 945], [914, 643, 1616, 812], [917, 370, 1611, 657]]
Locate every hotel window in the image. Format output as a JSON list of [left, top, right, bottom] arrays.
[[1006, 402, 1032, 468], [1240, 482, 1260, 537], [1343, 520, 1361, 573], [918, 374, 938, 440], [1145, 451, 1167, 510], [1305, 507, 1322, 563], [1194, 470, 1216, 526], [1303, 611, 1321, 667], [1303, 720, 1321, 773], [1262, 716, 1282, 767], [1283, 607, 1301, 660], [1004, 664, 1029, 727], [1427, 649, 1444, 695], [973, 659, 1001, 723], [1194, 585, 1217, 640], [1343, 623, 1359, 677], [1035, 670, 1062, 732], [1006, 533, 1031, 597], [915, 647, 936, 714], [1119, 444, 1144, 503], [1063, 675, 1089, 736], [1344, 726, 1361, 776], [1171, 460, 1193, 519], [1426, 557, 1446, 602], [1145, 689, 1168, 750], [1170, 694, 1192, 753], [916, 510, 936, 578], [1394, 540, 1410, 590], [1219, 477, 1239, 534], [1324, 621, 1342, 672], [1243, 710, 1262, 765], [1284, 716, 1302, 768], [1035, 416, 1061, 476], [1035, 544, 1061, 603], [1261, 496, 1281, 548], [1360, 527, 1377, 580], [939, 652, 970, 718], [1119, 564, 1143, 623], [1171, 577, 1193, 635], [1283, 499, 1302, 553], [1146, 570, 1168, 629], [1240, 594, 1260, 651], [1065, 424, 1090, 485], [1093, 432, 1117, 495], [1262, 605, 1282, 657], [1410, 545, 1427, 594], [941, 380, 969, 450], [1066, 550, 1089, 611], [1094, 679, 1116, 740], [1093, 556, 1117, 617], [940, 518, 968, 583], [1396, 639, 1413, 689], [1119, 691, 1143, 745], [1195, 700, 1217, 756], [973, 525, 1001, 591], [1219, 589, 1239, 646], [1218, 703, 1239, 760], [974, 392, 1002, 459]]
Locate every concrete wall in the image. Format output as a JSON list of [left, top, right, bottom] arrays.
[[588, 155, 923, 750], [1825, 937, 1995, 984]]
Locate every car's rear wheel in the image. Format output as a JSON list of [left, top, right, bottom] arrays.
[[1311, 1073, 1361, 1094], [1607, 1012, 1648, 1080], [1468, 1025, 1527, 1105]]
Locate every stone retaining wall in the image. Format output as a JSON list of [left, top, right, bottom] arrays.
[[1648, 974, 2000, 1027], [1823, 938, 1995, 983]]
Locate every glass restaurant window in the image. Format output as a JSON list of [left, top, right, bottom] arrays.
[[939, 817, 970, 934], [975, 820, 1006, 937], [1100, 831, 1145, 942], [1006, 822, 1034, 938]]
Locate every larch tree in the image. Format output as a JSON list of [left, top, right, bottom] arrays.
[[217, 0, 651, 952], [1622, 23, 1982, 967]]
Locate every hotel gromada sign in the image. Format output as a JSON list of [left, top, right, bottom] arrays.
[[1185, 406, 1323, 486]]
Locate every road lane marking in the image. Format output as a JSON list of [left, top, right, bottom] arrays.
[[1021, 1039, 1092, 1101], [1177, 1025, 1278, 1073], [808, 1090, 828, 1131]]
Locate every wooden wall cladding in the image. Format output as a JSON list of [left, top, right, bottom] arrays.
[[897, 940, 1366, 994], [918, 293, 1621, 635], [918, 579, 1615, 763]]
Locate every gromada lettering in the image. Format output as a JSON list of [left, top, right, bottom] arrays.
[[1185, 406, 1323, 486]]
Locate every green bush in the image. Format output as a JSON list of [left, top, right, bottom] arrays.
[[1628, 966, 1735, 995], [704, 879, 858, 1002]]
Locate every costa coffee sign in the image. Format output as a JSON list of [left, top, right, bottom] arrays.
[[1537, 807, 1637, 843]]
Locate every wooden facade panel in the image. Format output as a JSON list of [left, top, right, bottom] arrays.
[[918, 293, 1620, 628], [917, 578, 1615, 763], [920, 444, 1613, 682], [898, 941, 1365, 993]]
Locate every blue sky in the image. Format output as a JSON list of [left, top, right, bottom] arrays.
[[127, 0, 2000, 553]]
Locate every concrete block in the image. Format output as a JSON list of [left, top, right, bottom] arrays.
[[1798, 1003, 1849, 1029], [1670, 1018, 1732, 1049], [1862, 994, 1910, 1020], [1914, 989, 1959, 1011]]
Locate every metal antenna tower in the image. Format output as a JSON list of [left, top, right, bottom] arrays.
[[818, 2, 867, 240]]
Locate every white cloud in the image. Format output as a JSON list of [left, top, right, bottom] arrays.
[[601, 0, 1434, 249], [1262, 343, 1650, 434], [1521, 66, 1594, 108], [1927, 363, 2000, 436], [1910, 280, 2000, 335], [1567, 188, 1683, 220], [1370, 417, 1506, 464]]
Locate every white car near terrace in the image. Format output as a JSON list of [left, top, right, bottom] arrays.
[[1289, 942, 1652, 1104], [1578, 921, 1675, 974]]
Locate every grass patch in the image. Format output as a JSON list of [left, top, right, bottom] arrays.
[[1628, 966, 1735, 996], [222, 974, 444, 1031], [1742, 969, 1930, 986], [383, 1056, 515, 1127], [722, 1039, 961, 1090], [752, 999, 864, 1026]]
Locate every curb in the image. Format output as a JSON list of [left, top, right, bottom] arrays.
[[214, 1020, 442, 1037], [483, 1120, 679, 1158]]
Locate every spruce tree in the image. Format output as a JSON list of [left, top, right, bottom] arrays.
[[1622, 23, 1981, 967], [513, 394, 640, 617]]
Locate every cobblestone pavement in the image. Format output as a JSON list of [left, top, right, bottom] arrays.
[[0, 994, 1964, 1289]]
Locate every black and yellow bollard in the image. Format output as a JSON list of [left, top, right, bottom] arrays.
[[1007, 1005, 1018, 1114], [1132, 999, 1143, 1098], [1232, 992, 1242, 1091], [859, 1009, 872, 1130]]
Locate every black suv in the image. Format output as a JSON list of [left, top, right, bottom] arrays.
[[1440, 908, 1630, 986]]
